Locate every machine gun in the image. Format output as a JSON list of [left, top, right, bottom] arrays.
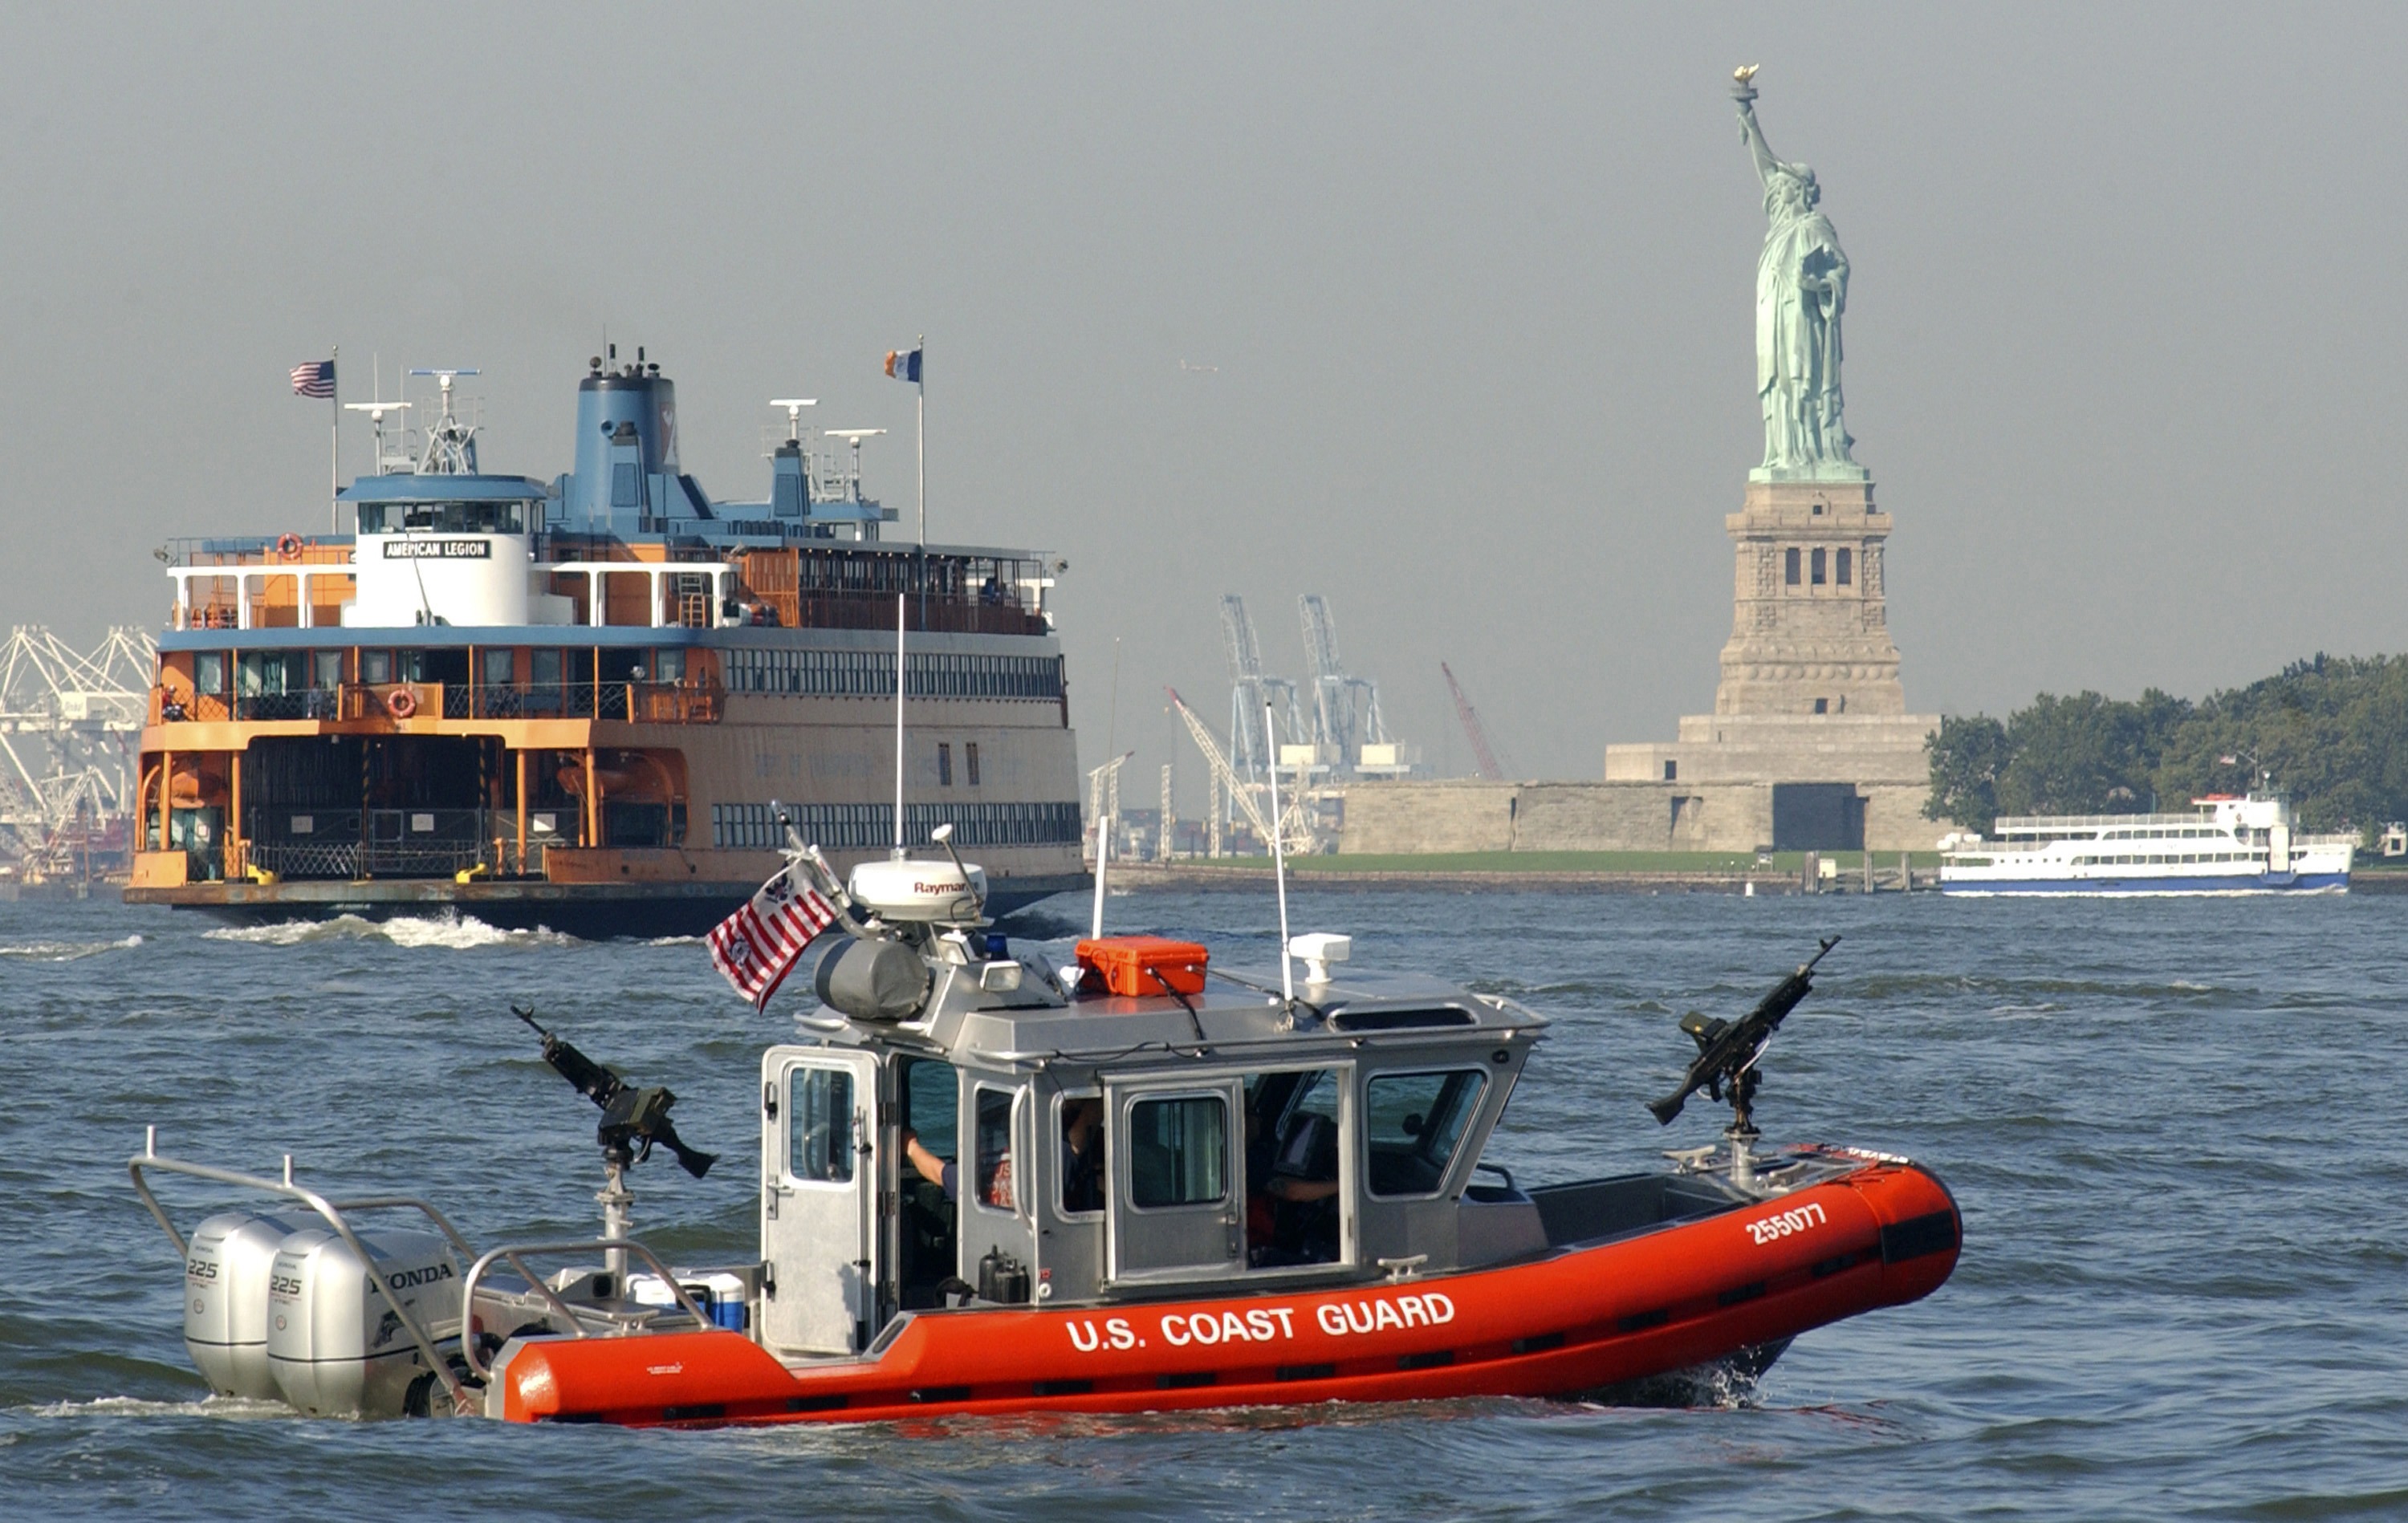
[[1648, 936, 1840, 1137], [514, 1006, 717, 1179]]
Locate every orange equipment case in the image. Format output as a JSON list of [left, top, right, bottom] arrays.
[[1075, 936, 1209, 997]]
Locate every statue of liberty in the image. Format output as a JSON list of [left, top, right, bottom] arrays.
[[1732, 68, 1862, 479]]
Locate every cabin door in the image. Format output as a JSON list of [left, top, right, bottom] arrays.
[[1104, 1077, 1247, 1286], [759, 1046, 881, 1355]]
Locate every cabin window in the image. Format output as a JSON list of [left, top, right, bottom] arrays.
[[966, 743, 981, 787], [1365, 1070, 1488, 1198], [654, 648, 684, 683], [360, 649, 391, 685], [973, 1086, 1017, 1212], [481, 647, 515, 686], [1837, 548, 1853, 586], [789, 1068, 855, 1184], [938, 743, 953, 787], [313, 650, 346, 689], [1243, 1069, 1344, 1267], [1810, 548, 1827, 585], [1784, 548, 1800, 586], [1058, 1091, 1104, 1216], [1128, 1095, 1228, 1209]]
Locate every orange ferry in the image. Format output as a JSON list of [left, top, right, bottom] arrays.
[[123, 357, 1085, 935]]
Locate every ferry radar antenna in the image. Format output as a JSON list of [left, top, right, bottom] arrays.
[[409, 368, 482, 474], [769, 399, 817, 443], [342, 399, 413, 477]]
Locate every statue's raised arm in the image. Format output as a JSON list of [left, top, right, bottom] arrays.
[[1733, 71, 1782, 187]]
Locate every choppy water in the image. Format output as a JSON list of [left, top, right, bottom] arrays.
[[5, 888, 2405, 1520]]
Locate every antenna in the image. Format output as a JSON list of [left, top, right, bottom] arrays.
[[769, 398, 817, 442], [1265, 700, 1293, 1004], [1089, 805, 1109, 940], [892, 593, 906, 857]]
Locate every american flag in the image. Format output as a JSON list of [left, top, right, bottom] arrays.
[[707, 862, 839, 1009], [290, 359, 336, 398]]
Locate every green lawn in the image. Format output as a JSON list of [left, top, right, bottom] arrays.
[[1163, 851, 1943, 873]]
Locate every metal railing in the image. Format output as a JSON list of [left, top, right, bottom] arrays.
[[457, 1240, 715, 1379], [128, 1128, 482, 1415], [155, 680, 724, 727]]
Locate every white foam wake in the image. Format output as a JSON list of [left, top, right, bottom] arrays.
[[0, 933, 144, 961], [203, 913, 577, 950]]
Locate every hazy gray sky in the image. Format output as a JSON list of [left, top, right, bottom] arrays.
[[5, 4, 2404, 802]]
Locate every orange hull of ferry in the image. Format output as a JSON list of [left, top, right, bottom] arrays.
[[494, 1157, 1958, 1428]]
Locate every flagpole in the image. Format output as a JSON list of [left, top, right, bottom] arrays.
[[893, 592, 907, 858], [327, 344, 340, 535], [915, 333, 925, 544]]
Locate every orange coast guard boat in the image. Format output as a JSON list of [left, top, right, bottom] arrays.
[[131, 850, 1958, 1427]]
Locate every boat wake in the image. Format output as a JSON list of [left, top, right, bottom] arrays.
[[203, 914, 579, 951], [0, 933, 144, 962], [18, 1394, 294, 1421]]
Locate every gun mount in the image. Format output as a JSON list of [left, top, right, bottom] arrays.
[[515, 1005, 717, 1179], [1648, 937, 1839, 1181]]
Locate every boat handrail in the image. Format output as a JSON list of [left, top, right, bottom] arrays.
[[127, 1130, 478, 1414], [458, 1239, 715, 1379]]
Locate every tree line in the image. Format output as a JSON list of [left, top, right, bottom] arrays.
[[1924, 653, 2408, 839]]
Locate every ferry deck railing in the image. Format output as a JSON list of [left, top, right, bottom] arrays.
[[153, 680, 724, 727]]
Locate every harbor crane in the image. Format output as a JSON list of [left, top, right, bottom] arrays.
[[1166, 688, 1316, 855], [1218, 595, 1303, 787], [1084, 750, 1135, 867], [0, 625, 156, 879], [1297, 594, 1389, 766], [1441, 661, 1515, 782]]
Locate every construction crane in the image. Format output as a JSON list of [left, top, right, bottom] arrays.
[[1297, 594, 1389, 766], [1166, 688, 1314, 855], [1084, 750, 1135, 867], [1440, 662, 1512, 781], [0, 625, 155, 879], [1218, 595, 1303, 787]]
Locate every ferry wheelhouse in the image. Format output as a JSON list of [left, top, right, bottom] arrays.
[[124, 358, 1085, 934], [130, 855, 1961, 1427], [1938, 794, 2353, 896]]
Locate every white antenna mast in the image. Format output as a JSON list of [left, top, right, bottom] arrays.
[[892, 593, 906, 858], [1265, 700, 1294, 1003], [1089, 800, 1110, 940]]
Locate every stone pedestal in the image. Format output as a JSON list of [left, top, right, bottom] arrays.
[[1714, 476, 1902, 718], [1602, 470, 1946, 852]]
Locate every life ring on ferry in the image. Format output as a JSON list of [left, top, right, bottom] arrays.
[[275, 533, 304, 560], [384, 687, 417, 720]]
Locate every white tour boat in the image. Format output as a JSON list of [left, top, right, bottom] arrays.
[[1938, 794, 2353, 896]]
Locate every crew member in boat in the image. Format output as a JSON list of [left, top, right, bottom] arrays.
[[1060, 1098, 1103, 1214]]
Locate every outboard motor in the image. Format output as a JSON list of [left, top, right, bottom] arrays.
[[266, 1225, 462, 1417], [183, 1208, 323, 1399]]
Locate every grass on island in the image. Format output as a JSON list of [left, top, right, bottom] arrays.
[[1164, 850, 1944, 874]]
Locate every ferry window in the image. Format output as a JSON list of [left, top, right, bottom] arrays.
[[938, 743, 953, 787], [966, 743, 981, 786], [313, 650, 345, 689], [360, 650, 390, 685], [1129, 1095, 1227, 1208], [1059, 1092, 1104, 1215], [973, 1087, 1017, 1212], [193, 652, 225, 696], [482, 648, 515, 685], [530, 648, 562, 687], [1365, 1070, 1488, 1198], [1837, 548, 1853, 585], [356, 503, 388, 534], [1810, 548, 1827, 585], [1784, 547, 1801, 586], [655, 649, 684, 683], [789, 1067, 855, 1184]]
